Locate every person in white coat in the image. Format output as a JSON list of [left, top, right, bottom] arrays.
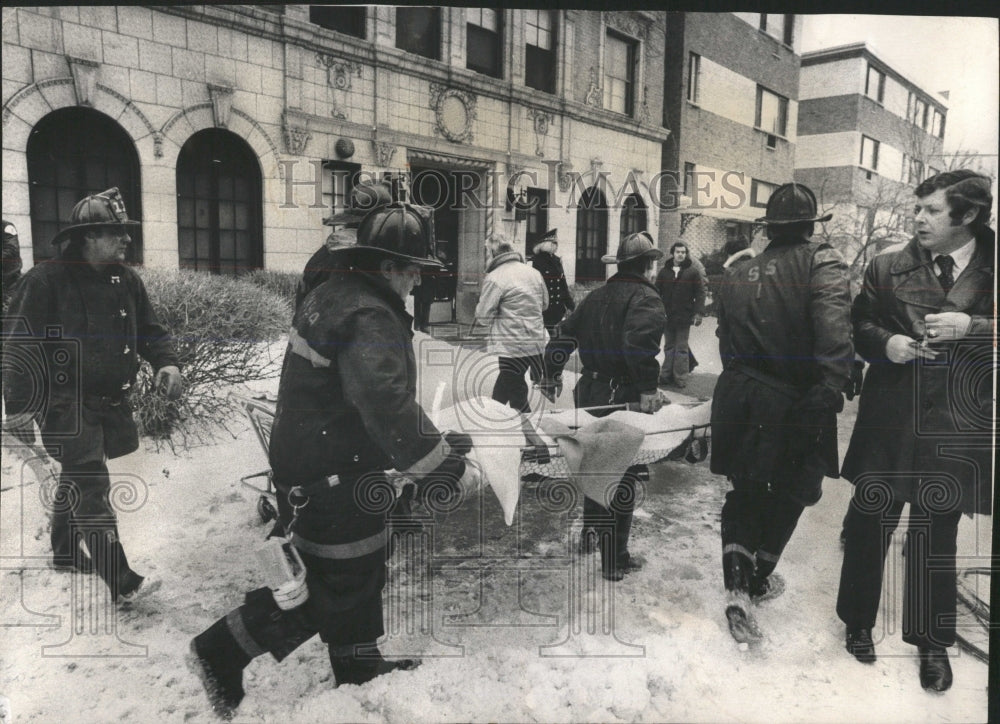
[[474, 237, 549, 413]]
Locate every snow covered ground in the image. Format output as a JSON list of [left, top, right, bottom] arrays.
[[0, 319, 991, 723]]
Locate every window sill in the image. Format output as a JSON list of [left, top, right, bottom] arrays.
[[686, 100, 700, 109], [753, 127, 788, 142]]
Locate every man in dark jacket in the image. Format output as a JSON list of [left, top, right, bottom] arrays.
[[2, 188, 182, 601], [540, 231, 666, 581], [710, 183, 853, 643], [2, 219, 22, 305], [836, 171, 994, 692], [189, 202, 475, 720], [531, 229, 576, 336], [655, 241, 705, 388]]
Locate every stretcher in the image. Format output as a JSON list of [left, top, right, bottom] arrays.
[[230, 393, 712, 525]]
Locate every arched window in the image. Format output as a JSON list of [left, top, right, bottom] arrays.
[[575, 186, 608, 283], [26, 108, 143, 264], [620, 193, 647, 241], [177, 129, 262, 275]]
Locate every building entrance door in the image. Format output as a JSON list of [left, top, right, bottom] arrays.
[[409, 163, 486, 327]]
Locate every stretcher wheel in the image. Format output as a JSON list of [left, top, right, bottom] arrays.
[[257, 495, 277, 523]]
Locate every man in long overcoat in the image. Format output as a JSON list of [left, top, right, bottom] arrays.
[[836, 170, 994, 692], [655, 241, 705, 388], [710, 183, 853, 643], [531, 229, 575, 336]]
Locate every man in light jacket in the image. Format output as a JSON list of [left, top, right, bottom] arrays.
[[474, 237, 549, 413]]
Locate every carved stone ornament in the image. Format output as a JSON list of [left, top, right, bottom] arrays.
[[67, 56, 100, 107], [584, 68, 601, 108], [282, 113, 311, 155], [637, 85, 651, 125], [526, 108, 554, 158], [557, 162, 575, 193], [429, 83, 477, 144], [317, 53, 362, 120], [372, 141, 396, 167], [207, 83, 234, 128], [153, 132, 164, 159], [603, 11, 648, 40]]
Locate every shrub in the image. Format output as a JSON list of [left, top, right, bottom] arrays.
[[244, 268, 300, 307], [131, 268, 292, 450]]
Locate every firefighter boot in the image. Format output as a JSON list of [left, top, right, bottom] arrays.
[[329, 644, 421, 686], [188, 617, 253, 720], [600, 511, 645, 582], [723, 550, 763, 644]]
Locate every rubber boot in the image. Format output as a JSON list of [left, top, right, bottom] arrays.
[[188, 617, 253, 720], [329, 644, 421, 687], [579, 496, 604, 554], [81, 526, 138, 602], [749, 556, 785, 603], [599, 511, 644, 581], [723, 550, 762, 643]]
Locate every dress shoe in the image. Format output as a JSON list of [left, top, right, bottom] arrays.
[[845, 627, 876, 664], [117, 572, 162, 605], [918, 646, 953, 692]]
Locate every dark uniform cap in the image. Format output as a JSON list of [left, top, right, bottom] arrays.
[[755, 183, 832, 225], [51, 187, 140, 247], [601, 230, 664, 265], [353, 202, 445, 269]]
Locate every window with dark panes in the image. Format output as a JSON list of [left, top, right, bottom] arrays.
[[683, 162, 695, 195], [523, 188, 549, 256], [755, 86, 788, 136], [619, 193, 647, 241], [525, 9, 556, 94], [176, 129, 262, 276], [865, 65, 885, 103], [759, 13, 792, 44], [750, 179, 778, 208], [309, 6, 366, 39], [575, 186, 608, 283], [604, 30, 637, 116], [860, 136, 880, 171], [687, 53, 700, 103], [323, 161, 361, 221], [467, 8, 502, 78], [396, 7, 440, 60], [26, 107, 143, 264]]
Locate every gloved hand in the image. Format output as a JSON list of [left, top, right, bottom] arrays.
[[796, 384, 845, 414], [154, 365, 184, 400], [444, 430, 473, 457], [693, 314, 703, 327], [639, 390, 666, 414], [844, 360, 865, 401], [538, 376, 563, 403], [414, 454, 467, 509]]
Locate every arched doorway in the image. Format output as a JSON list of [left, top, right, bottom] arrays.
[[575, 186, 608, 283], [26, 107, 143, 264], [620, 192, 647, 241], [176, 129, 262, 275]]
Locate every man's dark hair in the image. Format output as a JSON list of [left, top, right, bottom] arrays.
[[670, 241, 688, 254], [915, 170, 993, 232]]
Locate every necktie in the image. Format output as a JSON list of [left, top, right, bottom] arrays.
[[936, 255, 955, 294]]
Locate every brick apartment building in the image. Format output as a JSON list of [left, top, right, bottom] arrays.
[[660, 12, 803, 264], [1, 6, 669, 324], [794, 42, 947, 269]]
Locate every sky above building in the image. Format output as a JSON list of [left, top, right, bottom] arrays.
[[801, 14, 998, 163]]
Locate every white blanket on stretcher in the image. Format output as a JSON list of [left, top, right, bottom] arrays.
[[432, 397, 530, 526]]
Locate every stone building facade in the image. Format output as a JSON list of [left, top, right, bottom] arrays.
[[660, 12, 803, 265], [1, 6, 669, 324]]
